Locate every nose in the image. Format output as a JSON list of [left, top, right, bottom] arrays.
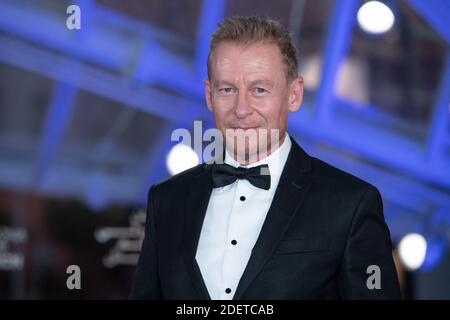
[[234, 91, 253, 119]]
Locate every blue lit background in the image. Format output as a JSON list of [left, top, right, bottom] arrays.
[[0, 0, 448, 299]]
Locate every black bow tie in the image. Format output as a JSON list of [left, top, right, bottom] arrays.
[[211, 163, 271, 190]]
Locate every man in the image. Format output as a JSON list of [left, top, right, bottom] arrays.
[[131, 16, 401, 299]]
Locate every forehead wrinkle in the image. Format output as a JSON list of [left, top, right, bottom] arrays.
[[216, 43, 276, 70], [216, 58, 273, 81], [240, 56, 272, 71], [212, 43, 286, 86]]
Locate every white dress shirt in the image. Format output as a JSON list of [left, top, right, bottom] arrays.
[[195, 133, 292, 299]]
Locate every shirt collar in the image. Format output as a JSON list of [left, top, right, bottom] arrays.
[[224, 133, 292, 185]]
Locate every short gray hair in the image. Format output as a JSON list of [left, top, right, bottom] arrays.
[[207, 16, 299, 81]]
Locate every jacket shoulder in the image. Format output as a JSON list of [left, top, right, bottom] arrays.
[[148, 164, 207, 199], [310, 157, 376, 195]]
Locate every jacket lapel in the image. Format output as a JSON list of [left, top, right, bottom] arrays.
[[233, 139, 313, 300], [182, 165, 213, 300]]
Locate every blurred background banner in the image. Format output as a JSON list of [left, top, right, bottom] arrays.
[[0, 0, 449, 299]]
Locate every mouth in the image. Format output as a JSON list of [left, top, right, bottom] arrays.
[[230, 127, 259, 132]]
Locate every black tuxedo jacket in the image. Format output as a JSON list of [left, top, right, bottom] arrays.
[[131, 138, 401, 299]]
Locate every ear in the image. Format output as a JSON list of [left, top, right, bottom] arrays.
[[288, 76, 304, 112], [204, 79, 213, 112]]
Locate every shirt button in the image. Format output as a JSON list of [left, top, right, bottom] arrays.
[[231, 240, 237, 245], [240, 196, 246, 201], [225, 288, 232, 294]]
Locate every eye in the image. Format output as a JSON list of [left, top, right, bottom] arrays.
[[254, 87, 268, 95], [219, 87, 235, 94]]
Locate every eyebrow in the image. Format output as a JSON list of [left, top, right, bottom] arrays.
[[213, 80, 235, 88], [247, 79, 274, 88], [213, 79, 275, 88]]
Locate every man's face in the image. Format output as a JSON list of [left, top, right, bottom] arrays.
[[205, 41, 303, 163]]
